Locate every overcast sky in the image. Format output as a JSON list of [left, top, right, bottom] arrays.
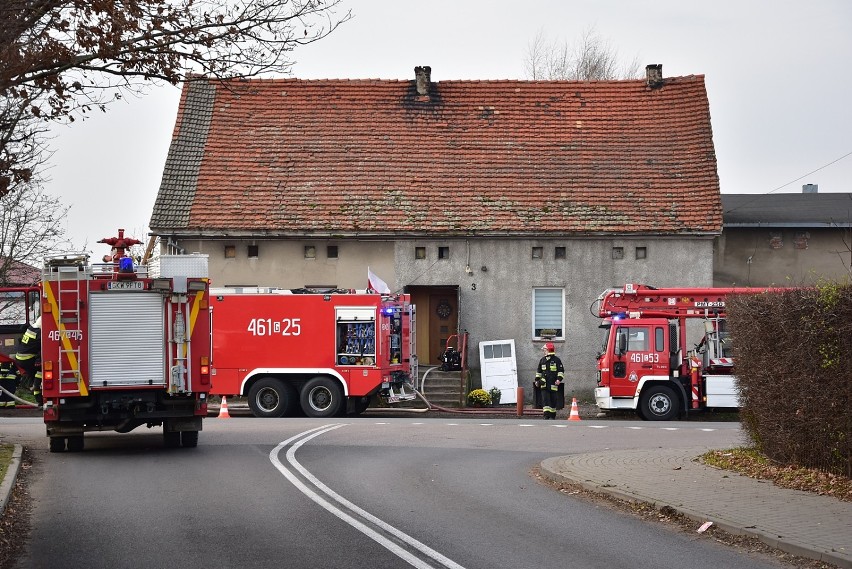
[[44, 0, 852, 250]]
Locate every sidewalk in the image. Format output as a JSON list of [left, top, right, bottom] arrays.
[[540, 448, 852, 569]]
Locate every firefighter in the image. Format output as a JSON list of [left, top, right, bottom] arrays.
[[0, 359, 19, 408], [534, 342, 564, 420], [13, 316, 42, 405]]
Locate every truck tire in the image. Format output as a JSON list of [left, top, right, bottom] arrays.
[[67, 436, 84, 452], [49, 437, 66, 453], [181, 431, 199, 448], [248, 377, 297, 418], [301, 376, 343, 418], [163, 429, 181, 448], [347, 397, 370, 416], [638, 385, 679, 421]]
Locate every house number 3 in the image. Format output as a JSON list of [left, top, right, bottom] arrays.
[[471, 283, 477, 291]]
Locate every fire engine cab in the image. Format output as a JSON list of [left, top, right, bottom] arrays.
[[209, 288, 417, 418], [593, 283, 768, 420], [39, 230, 212, 451]]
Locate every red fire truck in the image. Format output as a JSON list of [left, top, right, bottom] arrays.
[[593, 283, 768, 420], [209, 288, 417, 418], [37, 230, 212, 451]]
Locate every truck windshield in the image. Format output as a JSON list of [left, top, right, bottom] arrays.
[[597, 323, 611, 359]]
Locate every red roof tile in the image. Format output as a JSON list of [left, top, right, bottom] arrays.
[[152, 74, 722, 236]]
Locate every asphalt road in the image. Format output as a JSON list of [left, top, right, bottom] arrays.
[[0, 416, 791, 569]]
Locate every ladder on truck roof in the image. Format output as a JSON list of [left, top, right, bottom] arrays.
[[43, 255, 88, 394]]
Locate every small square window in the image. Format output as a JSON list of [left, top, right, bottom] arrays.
[[327, 245, 338, 259], [304, 245, 316, 259], [438, 246, 449, 259], [224, 245, 236, 259], [415, 247, 426, 260], [612, 246, 624, 260], [531, 247, 543, 259], [635, 246, 647, 260], [247, 245, 259, 258], [555, 247, 566, 259]]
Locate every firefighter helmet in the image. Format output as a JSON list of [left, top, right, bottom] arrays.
[[544, 342, 555, 353]]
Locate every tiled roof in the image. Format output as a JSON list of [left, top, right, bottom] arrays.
[[0, 258, 39, 286], [151, 74, 722, 237], [722, 193, 852, 227]]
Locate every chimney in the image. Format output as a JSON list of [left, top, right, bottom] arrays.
[[802, 184, 818, 193], [646, 64, 663, 88], [414, 66, 431, 96]]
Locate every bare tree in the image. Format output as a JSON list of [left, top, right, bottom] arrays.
[[524, 27, 641, 81], [0, 0, 352, 197], [0, 179, 70, 286]]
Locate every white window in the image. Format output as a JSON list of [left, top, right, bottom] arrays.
[[532, 288, 564, 340]]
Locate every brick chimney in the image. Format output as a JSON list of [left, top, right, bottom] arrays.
[[646, 64, 663, 88], [415, 66, 431, 96]]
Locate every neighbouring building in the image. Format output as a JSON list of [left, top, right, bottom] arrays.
[[150, 64, 722, 397], [715, 188, 852, 286]]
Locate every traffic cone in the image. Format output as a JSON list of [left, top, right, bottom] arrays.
[[217, 396, 231, 419], [567, 397, 581, 421]]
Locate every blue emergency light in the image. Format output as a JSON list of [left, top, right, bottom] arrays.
[[119, 257, 134, 272]]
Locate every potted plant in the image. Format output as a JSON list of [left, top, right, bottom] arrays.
[[467, 388, 491, 407], [488, 386, 502, 406]]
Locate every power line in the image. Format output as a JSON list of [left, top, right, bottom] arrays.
[[766, 149, 852, 194]]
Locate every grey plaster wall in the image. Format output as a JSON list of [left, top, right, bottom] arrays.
[[165, 239, 396, 290], [395, 237, 715, 394], [714, 228, 852, 287], [166, 235, 713, 395]]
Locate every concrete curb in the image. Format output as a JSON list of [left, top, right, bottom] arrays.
[[0, 445, 23, 516], [539, 456, 851, 569]]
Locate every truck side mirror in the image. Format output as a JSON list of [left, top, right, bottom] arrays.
[[617, 333, 627, 355]]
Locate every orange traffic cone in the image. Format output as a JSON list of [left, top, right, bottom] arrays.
[[218, 396, 231, 419], [567, 397, 581, 421]]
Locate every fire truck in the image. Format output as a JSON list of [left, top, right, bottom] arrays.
[[593, 283, 768, 420], [209, 288, 417, 418], [37, 230, 212, 452]]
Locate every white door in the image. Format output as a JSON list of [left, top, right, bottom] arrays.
[[479, 340, 517, 404]]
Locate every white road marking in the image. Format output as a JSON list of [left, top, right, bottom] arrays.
[[270, 425, 467, 569]]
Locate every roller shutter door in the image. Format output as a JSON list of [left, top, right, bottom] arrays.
[[89, 292, 165, 387]]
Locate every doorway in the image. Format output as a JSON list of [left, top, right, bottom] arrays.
[[407, 286, 459, 364]]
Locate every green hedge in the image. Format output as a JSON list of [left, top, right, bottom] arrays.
[[727, 284, 851, 477]]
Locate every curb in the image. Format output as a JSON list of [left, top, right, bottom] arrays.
[[539, 457, 852, 569], [0, 445, 22, 516]]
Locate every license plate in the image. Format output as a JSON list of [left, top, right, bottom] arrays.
[[107, 281, 144, 290]]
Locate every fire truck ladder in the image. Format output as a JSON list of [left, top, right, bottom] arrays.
[[44, 257, 88, 394]]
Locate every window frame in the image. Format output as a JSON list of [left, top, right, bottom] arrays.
[[532, 287, 565, 340]]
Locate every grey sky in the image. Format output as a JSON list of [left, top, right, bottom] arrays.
[[45, 0, 852, 251]]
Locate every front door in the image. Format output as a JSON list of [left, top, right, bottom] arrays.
[[479, 340, 518, 404], [429, 293, 458, 364]]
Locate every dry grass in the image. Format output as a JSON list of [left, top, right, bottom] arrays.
[[701, 447, 852, 502]]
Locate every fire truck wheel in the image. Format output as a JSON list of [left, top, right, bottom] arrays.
[[67, 436, 84, 452], [163, 429, 181, 448], [248, 377, 297, 418], [638, 385, 679, 421], [181, 431, 199, 448], [49, 437, 66, 453], [301, 376, 344, 418]]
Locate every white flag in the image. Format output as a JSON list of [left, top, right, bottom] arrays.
[[367, 267, 391, 294]]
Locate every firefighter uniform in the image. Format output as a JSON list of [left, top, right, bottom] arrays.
[[535, 343, 564, 420], [13, 317, 42, 404], [0, 360, 19, 408]]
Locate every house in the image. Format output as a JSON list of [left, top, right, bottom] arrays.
[[150, 64, 722, 397], [715, 188, 852, 286]]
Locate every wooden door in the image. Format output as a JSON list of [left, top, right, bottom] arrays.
[[429, 293, 458, 364]]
